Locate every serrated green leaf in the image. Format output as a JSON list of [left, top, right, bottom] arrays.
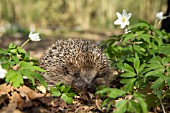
[[19, 69, 35, 86], [124, 63, 135, 73], [153, 45, 170, 55], [8, 43, 16, 49], [151, 77, 165, 90], [5, 69, 17, 82], [31, 71, 47, 88], [145, 69, 164, 77], [138, 34, 151, 44], [10, 72, 23, 88], [108, 89, 126, 99], [61, 93, 73, 104], [17, 47, 26, 54], [11, 56, 19, 63], [121, 78, 136, 92], [138, 63, 146, 73], [114, 100, 127, 113]]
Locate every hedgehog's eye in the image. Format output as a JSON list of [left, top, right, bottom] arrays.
[[74, 73, 79, 77]]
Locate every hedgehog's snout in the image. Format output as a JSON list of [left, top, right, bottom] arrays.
[[85, 83, 96, 92]]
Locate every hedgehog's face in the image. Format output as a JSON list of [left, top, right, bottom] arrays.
[[71, 68, 110, 92]]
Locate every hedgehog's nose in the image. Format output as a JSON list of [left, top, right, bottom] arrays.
[[86, 84, 91, 90], [85, 84, 96, 92]]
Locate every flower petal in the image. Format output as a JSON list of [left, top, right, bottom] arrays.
[[122, 9, 127, 16], [29, 31, 41, 41], [120, 23, 126, 29], [116, 12, 122, 19], [114, 19, 122, 25], [126, 13, 132, 19]]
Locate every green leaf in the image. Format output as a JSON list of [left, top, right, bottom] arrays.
[[62, 86, 71, 93], [121, 78, 136, 92], [10, 72, 23, 88], [96, 87, 113, 94], [61, 93, 73, 104], [0, 48, 8, 54], [6, 70, 24, 88], [5, 69, 17, 82], [127, 100, 141, 113], [19, 61, 45, 72], [166, 77, 170, 87], [124, 63, 135, 73], [135, 31, 145, 36], [11, 56, 19, 63], [153, 45, 170, 55], [17, 47, 26, 54], [138, 34, 152, 44], [114, 100, 127, 113], [60, 84, 66, 92], [108, 89, 126, 99], [122, 33, 135, 43], [138, 63, 146, 73], [134, 54, 140, 74], [134, 93, 148, 113], [50, 87, 61, 97], [144, 68, 164, 78], [151, 77, 165, 90], [120, 72, 136, 77], [8, 43, 16, 49], [120, 78, 136, 84], [19, 70, 35, 86], [155, 90, 162, 99], [31, 71, 48, 88]]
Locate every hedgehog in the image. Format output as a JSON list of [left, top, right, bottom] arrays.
[[39, 39, 116, 93]]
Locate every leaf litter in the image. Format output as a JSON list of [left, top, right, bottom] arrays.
[[0, 83, 105, 113]]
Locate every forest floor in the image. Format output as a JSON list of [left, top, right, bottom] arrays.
[[0, 29, 122, 113]]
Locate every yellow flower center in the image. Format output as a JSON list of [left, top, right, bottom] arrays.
[[122, 18, 126, 22]]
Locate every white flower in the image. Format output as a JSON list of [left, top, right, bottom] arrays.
[[156, 12, 164, 20], [114, 9, 132, 29], [29, 31, 41, 41], [0, 65, 7, 79]]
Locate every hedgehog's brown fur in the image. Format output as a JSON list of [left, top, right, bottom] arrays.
[[39, 39, 116, 92]]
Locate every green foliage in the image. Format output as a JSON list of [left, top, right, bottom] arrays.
[[96, 88, 147, 113], [100, 20, 170, 112], [50, 83, 77, 104], [0, 43, 47, 88]]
